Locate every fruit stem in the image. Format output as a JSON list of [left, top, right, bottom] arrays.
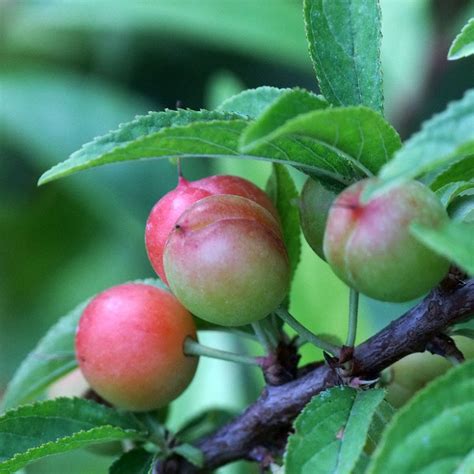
[[184, 337, 261, 366], [177, 157, 183, 178], [252, 320, 277, 354], [274, 308, 340, 357], [346, 289, 359, 348]]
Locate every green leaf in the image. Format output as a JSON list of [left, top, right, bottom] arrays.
[[39, 100, 399, 188], [217, 86, 291, 118], [172, 444, 204, 468], [1, 302, 83, 411], [448, 18, 474, 60], [429, 155, 474, 190], [0, 398, 147, 473], [435, 181, 474, 207], [38, 110, 247, 185], [177, 409, 235, 443], [243, 107, 401, 186], [2, 279, 166, 411], [411, 221, 474, 275], [367, 360, 474, 474], [284, 387, 386, 474], [449, 193, 474, 223], [109, 448, 155, 474], [240, 89, 328, 148], [376, 89, 474, 193], [304, 0, 384, 113], [266, 164, 301, 282]]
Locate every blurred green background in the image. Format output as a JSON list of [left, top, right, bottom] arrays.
[[1, 1, 472, 473]]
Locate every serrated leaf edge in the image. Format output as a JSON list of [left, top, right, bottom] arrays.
[[38, 110, 247, 185], [448, 18, 474, 60]]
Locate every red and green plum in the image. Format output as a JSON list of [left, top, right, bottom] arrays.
[[76, 283, 198, 411], [164, 195, 290, 326], [323, 178, 450, 302], [145, 175, 280, 283]]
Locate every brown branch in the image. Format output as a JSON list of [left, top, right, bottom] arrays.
[[157, 278, 474, 473]]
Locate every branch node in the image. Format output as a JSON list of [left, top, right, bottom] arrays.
[[260, 340, 300, 385]]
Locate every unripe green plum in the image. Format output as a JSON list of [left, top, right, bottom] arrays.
[[76, 283, 198, 411], [386, 336, 474, 408], [164, 195, 290, 326], [299, 177, 338, 260], [323, 178, 450, 302], [145, 175, 279, 283]]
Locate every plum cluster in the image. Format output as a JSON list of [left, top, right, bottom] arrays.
[[76, 174, 289, 411]]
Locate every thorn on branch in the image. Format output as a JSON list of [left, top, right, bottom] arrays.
[[426, 333, 465, 364], [440, 266, 467, 293]]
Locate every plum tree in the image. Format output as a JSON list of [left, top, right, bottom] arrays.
[[164, 195, 290, 326], [75, 283, 198, 411], [299, 177, 338, 260], [323, 178, 450, 302], [145, 175, 280, 283]]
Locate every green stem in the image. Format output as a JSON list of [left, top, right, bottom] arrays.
[[252, 321, 274, 353], [184, 338, 261, 366], [275, 308, 340, 357], [346, 289, 359, 348]]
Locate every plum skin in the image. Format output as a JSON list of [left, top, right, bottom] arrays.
[[323, 178, 450, 302], [145, 177, 211, 283], [75, 283, 198, 411], [164, 195, 290, 327], [299, 177, 338, 260], [145, 175, 280, 283]]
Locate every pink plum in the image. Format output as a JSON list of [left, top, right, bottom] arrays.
[[76, 283, 198, 411]]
